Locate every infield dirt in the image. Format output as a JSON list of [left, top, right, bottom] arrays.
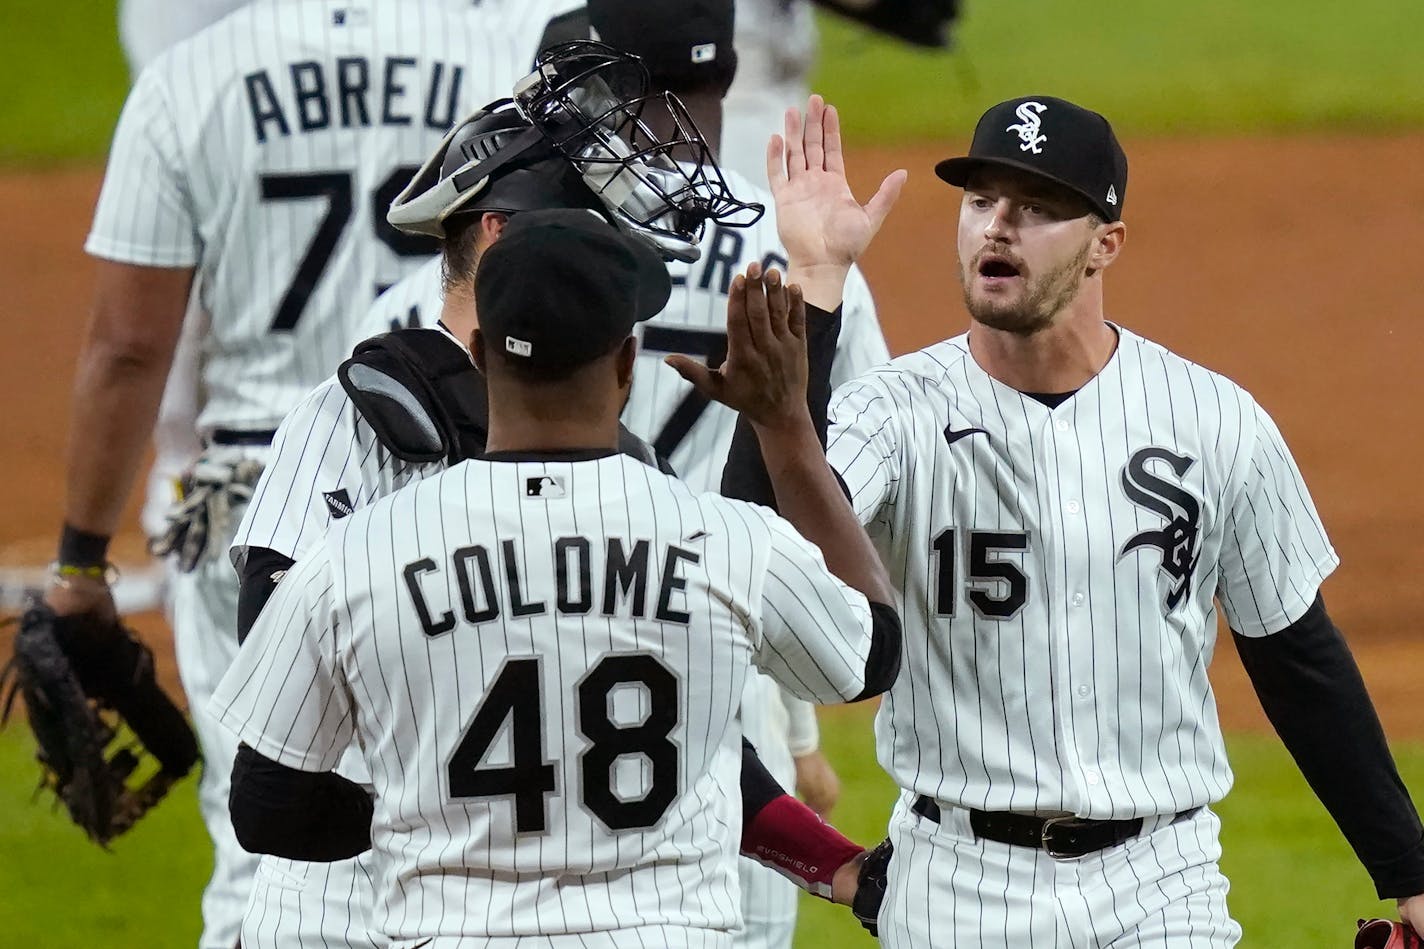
[[3, 134, 1422, 736]]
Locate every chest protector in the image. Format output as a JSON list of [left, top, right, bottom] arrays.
[[338, 328, 672, 473]]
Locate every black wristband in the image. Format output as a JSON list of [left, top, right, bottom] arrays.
[[58, 524, 112, 568]]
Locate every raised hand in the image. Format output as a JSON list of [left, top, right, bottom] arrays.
[[767, 95, 907, 309], [664, 262, 810, 434]]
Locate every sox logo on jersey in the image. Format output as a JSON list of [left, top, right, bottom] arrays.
[[825, 326, 1336, 947]]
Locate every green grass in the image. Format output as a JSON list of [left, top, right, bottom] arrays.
[[0, 729, 207, 946], [4, 711, 1419, 946], [794, 711, 1415, 947], [812, 0, 1424, 143], [2, 1, 1424, 166], [0, 1, 129, 165]]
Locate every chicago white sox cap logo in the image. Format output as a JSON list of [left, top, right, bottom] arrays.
[[1006, 101, 1049, 154]]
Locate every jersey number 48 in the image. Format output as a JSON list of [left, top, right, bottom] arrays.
[[446, 654, 679, 835]]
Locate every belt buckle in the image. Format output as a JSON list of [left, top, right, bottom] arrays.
[[1039, 815, 1080, 859]]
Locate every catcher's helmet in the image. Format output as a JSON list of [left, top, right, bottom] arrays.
[[389, 41, 761, 261], [512, 40, 762, 261], [386, 101, 607, 239]]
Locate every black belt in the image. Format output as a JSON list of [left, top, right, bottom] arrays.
[[911, 794, 1199, 859], [209, 428, 277, 447]]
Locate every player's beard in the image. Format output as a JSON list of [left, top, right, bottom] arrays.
[[960, 238, 1093, 336]]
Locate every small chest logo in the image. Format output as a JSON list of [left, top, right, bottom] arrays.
[[526, 476, 565, 498], [323, 489, 354, 519], [1118, 447, 1201, 612], [1006, 101, 1049, 154]]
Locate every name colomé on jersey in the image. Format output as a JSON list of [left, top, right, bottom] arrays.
[[402, 537, 702, 637]]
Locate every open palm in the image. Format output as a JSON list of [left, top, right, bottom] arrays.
[[767, 95, 907, 274]]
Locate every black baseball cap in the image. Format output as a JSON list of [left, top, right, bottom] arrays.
[[585, 0, 736, 88], [476, 209, 672, 374], [936, 96, 1128, 221]]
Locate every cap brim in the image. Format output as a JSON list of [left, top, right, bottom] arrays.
[[935, 156, 1113, 220]]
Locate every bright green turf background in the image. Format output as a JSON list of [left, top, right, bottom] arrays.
[[4, 0, 1424, 165], [3, 1, 1423, 945], [4, 712, 1421, 946]]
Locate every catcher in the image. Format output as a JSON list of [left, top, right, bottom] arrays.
[[3, 573, 197, 845]]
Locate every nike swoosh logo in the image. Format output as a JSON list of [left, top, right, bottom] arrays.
[[944, 424, 989, 446]]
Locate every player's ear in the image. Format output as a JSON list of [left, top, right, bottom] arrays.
[[470, 328, 488, 373], [615, 335, 638, 389], [1087, 219, 1126, 274], [479, 212, 510, 247]]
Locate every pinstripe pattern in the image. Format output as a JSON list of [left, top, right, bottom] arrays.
[[878, 793, 1241, 947], [349, 172, 890, 949], [826, 326, 1337, 819], [86, 0, 524, 435], [214, 454, 873, 942], [95, 5, 542, 946]]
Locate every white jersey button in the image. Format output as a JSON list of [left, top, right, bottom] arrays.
[[1076, 683, 1091, 697], [1055, 418, 1070, 432], [1071, 592, 1085, 606], [1085, 770, 1100, 786], [1066, 499, 1081, 515]]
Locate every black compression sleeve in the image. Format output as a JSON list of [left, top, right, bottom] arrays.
[[236, 547, 297, 645], [1233, 595, 1424, 898], [720, 303, 842, 507], [741, 737, 790, 831], [852, 601, 902, 701], [229, 744, 373, 861]]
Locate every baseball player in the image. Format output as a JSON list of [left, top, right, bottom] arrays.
[[360, 8, 891, 942], [710, 94, 1424, 944], [212, 207, 903, 948], [50, 4, 543, 945], [358, 14, 888, 929], [230, 40, 877, 945]]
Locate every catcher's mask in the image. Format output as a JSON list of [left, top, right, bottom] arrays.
[[514, 40, 762, 261], [390, 41, 762, 261], [386, 101, 611, 239]]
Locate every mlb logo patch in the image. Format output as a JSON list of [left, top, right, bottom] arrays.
[[323, 489, 354, 519], [691, 43, 717, 64], [506, 336, 533, 357], [526, 476, 565, 498]]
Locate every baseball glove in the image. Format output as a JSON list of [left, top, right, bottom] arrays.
[[1358, 918, 1423, 948], [1, 595, 199, 844], [149, 455, 265, 572], [851, 837, 894, 935]]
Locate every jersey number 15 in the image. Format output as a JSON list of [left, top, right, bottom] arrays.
[[932, 529, 1031, 619]]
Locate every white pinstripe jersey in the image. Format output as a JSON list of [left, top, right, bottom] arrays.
[[358, 169, 891, 491], [213, 453, 874, 942], [86, 0, 524, 434], [825, 326, 1338, 819]]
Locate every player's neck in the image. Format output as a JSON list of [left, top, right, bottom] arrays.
[[439, 290, 478, 350], [483, 373, 623, 455], [967, 306, 1118, 395]]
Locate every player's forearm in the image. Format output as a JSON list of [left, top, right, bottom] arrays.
[[63, 337, 176, 537], [62, 262, 192, 543], [753, 416, 894, 606], [1235, 595, 1424, 898]]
